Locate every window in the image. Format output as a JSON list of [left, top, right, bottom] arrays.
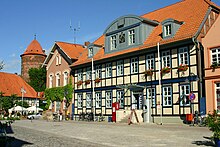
[[49, 75, 53, 88], [78, 94, 83, 108], [117, 60, 123, 76], [129, 29, 135, 45], [146, 54, 155, 70], [95, 92, 101, 108], [180, 85, 190, 106], [117, 91, 124, 108], [56, 56, 59, 65], [179, 47, 189, 65], [59, 55, 62, 65], [147, 88, 156, 107], [111, 35, 117, 50], [163, 86, 172, 106], [86, 93, 92, 108], [119, 33, 125, 44], [161, 51, 171, 67], [106, 91, 112, 108], [211, 47, 220, 64], [164, 24, 171, 37], [86, 67, 92, 80], [56, 73, 60, 87], [78, 69, 83, 81], [131, 57, 138, 74], [216, 83, 220, 113], [63, 72, 68, 86], [106, 63, 112, 78], [95, 65, 101, 78], [88, 47, 93, 57]]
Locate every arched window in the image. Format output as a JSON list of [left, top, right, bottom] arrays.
[[49, 74, 53, 88], [56, 73, 61, 87], [63, 71, 68, 86]]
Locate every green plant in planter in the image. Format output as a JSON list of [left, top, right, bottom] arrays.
[[210, 62, 219, 69], [206, 110, 220, 142]]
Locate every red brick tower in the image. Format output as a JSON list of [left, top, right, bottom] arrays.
[[20, 39, 47, 82]]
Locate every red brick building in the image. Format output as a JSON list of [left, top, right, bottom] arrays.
[[20, 39, 47, 82]]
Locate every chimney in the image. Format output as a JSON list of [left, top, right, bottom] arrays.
[[84, 41, 90, 47]]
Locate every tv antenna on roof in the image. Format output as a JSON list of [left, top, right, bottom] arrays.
[[70, 20, 80, 44]]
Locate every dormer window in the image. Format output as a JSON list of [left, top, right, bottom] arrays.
[[162, 18, 182, 39], [129, 29, 135, 45], [88, 47, 93, 57], [111, 35, 117, 50], [164, 24, 172, 37]]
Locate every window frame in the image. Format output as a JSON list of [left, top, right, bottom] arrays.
[[131, 57, 138, 74], [77, 69, 83, 81], [77, 93, 83, 108], [86, 93, 92, 108], [86, 67, 92, 80], [95, 92, 101, 108], [146, 54, 155, 70], [179, 84, 190, 106], [106, 63, 112, 78], [111, 35, 117, 50], [117, 60, 124, 76], [128, 29, 135, 45], [106, 91, 112, 108], [164, 24, 172, 37], [211, 47, 220, 64], [117, 90, 124, 108], [161, 51, 171, 68], [162, 86, 172, 106], [95, 65, 102, 78], [63, 71, 68, 86], [147, 87, 156, 107], [88, 47, 93, 57], [178, 47, 189, 65]]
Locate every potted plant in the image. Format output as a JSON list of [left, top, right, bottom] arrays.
[[95, 78, 101, 83], [161, 67, 171, 74], [178, 64, 188, 72], [85, 80, 91, 85], [144, 69, 153, 77], [210, 62, 219, 69], [76, 80, 83, 87], [206, 110, 220, 146]]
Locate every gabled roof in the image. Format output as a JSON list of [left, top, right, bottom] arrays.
[[71, 0, 219, 68], [43, 41, 86, 66], [0, 72, 38, 98], [21, 39, 46, 57]]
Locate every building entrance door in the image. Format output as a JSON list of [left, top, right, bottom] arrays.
[[131, 91, 143, 110]]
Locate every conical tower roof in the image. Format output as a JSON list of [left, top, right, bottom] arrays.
[[21, 39, 46, 57]]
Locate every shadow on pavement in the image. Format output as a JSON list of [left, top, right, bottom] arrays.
[[0, 136, 33, 147], [191, 136, 215, 146]]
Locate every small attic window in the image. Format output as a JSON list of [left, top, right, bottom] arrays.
[[164, 24, 172, 37], [88, 47, 93, 57]]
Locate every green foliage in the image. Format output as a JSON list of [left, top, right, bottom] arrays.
[[28, 67, 46, 92], [1, 97, 14, 111], [44, 78, 73, 110], [207, 110, 220, 139], [14, 101, 29, 108]]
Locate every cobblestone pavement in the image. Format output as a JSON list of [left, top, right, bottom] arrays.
[[8, 120, 215, 147]]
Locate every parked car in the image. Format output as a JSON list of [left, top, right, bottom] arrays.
[[27, 113, 42, 120]]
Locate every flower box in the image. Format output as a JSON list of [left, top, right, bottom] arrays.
[[76, 80, 83, 87], [144, 69, 153, 77], [178, 64, 188, 72], [161, 67, 171, 74], [95, 78, 101, 83], [85, 80, 91, 85], [210, 62, 219, 69]]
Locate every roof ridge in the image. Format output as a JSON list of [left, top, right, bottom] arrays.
[[55, 41, 83, 46], [141, 0, 184, 18]]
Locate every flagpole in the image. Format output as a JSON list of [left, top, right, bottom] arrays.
[[92, 58, 95, 121], [157, 42, 162, 125]]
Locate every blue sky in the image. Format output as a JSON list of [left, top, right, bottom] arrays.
[[0, 0, 220, 74]]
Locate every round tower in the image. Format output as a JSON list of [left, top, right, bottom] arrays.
[[20, 39, 46, 82]]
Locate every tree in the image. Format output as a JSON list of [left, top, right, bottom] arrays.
[[14, 101, 29, 108], [0, 61, 4, 70], [28, 67, 46, 92]]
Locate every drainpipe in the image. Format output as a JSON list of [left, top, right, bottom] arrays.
[[192, 37, 203, 114]]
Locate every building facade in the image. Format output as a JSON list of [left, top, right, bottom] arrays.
[[203, 13, 220, 114], [43, 41, 85, 116], [20, 39, 46, 83], [71, 0, 220, 123]]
